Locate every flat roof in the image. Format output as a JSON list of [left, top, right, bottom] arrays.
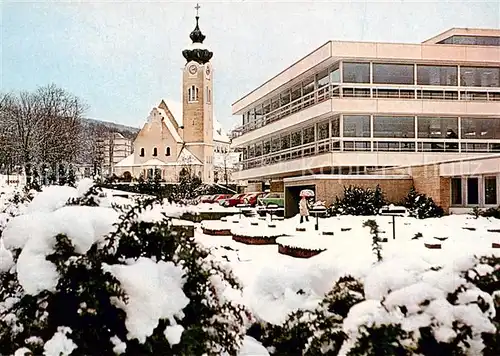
[[422, 27, 500, 44], [232, 27, 500, 115], [283, 174, 412, 184]]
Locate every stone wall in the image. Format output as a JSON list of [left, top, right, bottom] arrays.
[[371, 164, 450, 212]]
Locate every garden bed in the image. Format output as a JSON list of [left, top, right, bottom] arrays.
[[232, 235, 278, 245], [277, 244, 325, 258], [202, 228, 232, 236]]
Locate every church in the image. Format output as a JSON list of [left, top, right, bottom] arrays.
[[114, 10, 232, 183]]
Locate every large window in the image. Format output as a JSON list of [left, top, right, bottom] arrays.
[[302, 77, 315, 96], [417, 117, 458, 138], [291, 85, 302, 102], [291, 130, 302, 147], [417, 65, 458, 86], [271, 136, 280, 152], [373, 63, 414, 85], [439, 35, 500, 46], [484, 176, 497, 205], [343, 62, 370, 83], [460, 67, 500, 87], [467, 177, 479, 205], [343, 115, 370, 137], [303, 126, 315, 144], [461, 118, 500, 139], [331, 116, 340, 137], [451, 177, 462, 205], [280, 134, 290, 150], [373, 116, 415, 138], [317, 121, 329, 140], [317, 70, 329, 89], [330, 64, 340, 83]]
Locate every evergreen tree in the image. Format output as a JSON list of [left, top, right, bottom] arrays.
[[403, 186, 444, 219]]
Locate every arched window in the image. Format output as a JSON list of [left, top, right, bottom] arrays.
[[188, 85, 199, 102], [153, 147, 158, 157], [165, 147, 171, 156], [140, 148, 145, 157]]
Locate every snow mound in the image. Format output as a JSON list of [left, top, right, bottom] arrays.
[[26, 185, 78, 214], [102, 258, 189, 343]]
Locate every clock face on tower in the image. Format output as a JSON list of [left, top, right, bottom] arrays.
[[188, 64, 197, 75]]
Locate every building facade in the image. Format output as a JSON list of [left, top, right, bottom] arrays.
[[232, 28, 500, 181], [115, 13, 231, 183], [231, 28, 500, 213]]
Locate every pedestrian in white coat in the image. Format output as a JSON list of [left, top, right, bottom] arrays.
[[299, 196, 309, 224]]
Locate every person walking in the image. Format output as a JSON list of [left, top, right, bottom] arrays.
[[299, 196, 309, 224]]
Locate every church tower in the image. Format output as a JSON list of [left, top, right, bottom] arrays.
[[181, 5, 214, 183]]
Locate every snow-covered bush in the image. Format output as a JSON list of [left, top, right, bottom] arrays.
[[0, 185, 250, 355], [341, 256, 499, 356], [254, 276, 364, 355], [330, 185, 386, 216], [363, 220, 383, 262], [403, 186, 444, 219]]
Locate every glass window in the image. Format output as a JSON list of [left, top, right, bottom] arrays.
[[417, 65, 458, 86], [461, 118, 500, 139], [271, 96, 280, 111], [331, 116, 340, 137], [485, 176, 497, 205], [417, 117, 458, 139], [271, 136, 280, 152], [255, 142, 262, 157], [291, 85, 302, 102], [343, 115, 370, 137], [291, 131, 302, 147], [451, 178, 462, 205], [263, 140, 271, 155], [373, 116, 415, 138], [461, 67, 500, 87], [248, 144, 255, 158], [373, 63, 414, 84], [303, 126, 315, 144], [249, 109, 256, 123], [280, 90, 291, 107], [317, 70, 329, 88], [280, 134, 290, 150], [302, 77, 315, 96], [467, 177, 479, 205], [330, 63, 340, 83], [439, 35, 500, 46], [263, 100, 271, 115], [317, 121, 329, 140], [140, 148, 145, 157], [343, 62, 370, 83], [255, 105, 263, 124]]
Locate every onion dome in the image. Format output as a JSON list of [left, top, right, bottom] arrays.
[[182, 16, 213, 64]]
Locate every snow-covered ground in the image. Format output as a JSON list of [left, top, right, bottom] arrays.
[[0, 181, 498, 355]]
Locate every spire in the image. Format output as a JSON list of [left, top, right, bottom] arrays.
[[182, 3, 213, 64]]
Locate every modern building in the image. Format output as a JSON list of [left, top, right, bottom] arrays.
[[102, 132, 133, 176], [231, 28, 500, 214], [115, 12, 231, 183]]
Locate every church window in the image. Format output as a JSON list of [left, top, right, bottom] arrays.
[[140, 148, 145, 157], [153, 147, 158, 157], [166, 147, 171, 156], [206, 87, 211, 104], [188, 85, 199, 102]]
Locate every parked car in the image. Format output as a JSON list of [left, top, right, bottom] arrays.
[[212, 194, 232, 204], [221, 193, 247, 207], [242, 192, 265, 207], [258, 192, 285, 208], [199, 195, 215, 203]]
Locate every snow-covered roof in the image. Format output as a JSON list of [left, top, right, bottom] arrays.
[[155, 108, 183, 143], [115, 154, 135, 167], [184, 42, 211, 51], [143, 159, 169, 167], [177, 147, 203, 166]]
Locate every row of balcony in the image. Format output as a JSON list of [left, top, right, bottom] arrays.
[[233, 84, 500, 137], [238, 138, 500, 170]]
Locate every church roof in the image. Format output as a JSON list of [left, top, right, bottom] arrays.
[[177, 147, 203, 166], [155, 108, 183, 143], [142, 158, 169, 166], [115, 153, 135, 167]]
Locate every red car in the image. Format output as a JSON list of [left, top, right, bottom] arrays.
[[199, 195, 215, 203], [241, 192, 265, 207], [221, 193, 247, 207], [212, 194, 232, 204]]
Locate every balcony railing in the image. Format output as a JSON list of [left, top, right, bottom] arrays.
[[235, 84, 500, 136], [237, 138, 500, 171]]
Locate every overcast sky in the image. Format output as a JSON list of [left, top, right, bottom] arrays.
[[2, 0, 499, 131]]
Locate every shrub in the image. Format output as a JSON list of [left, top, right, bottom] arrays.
[[403, 186, 444, 219], [255, 276, 365, 355], [363, 219, 383, 262], [330, 185, 386, 216], [0, 188, 250, 355]]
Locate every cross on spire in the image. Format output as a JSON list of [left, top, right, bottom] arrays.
[[195, 3, 200, 17]]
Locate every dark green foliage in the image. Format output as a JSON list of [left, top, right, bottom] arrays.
[[346, 324, 411, 356], [472, 206, 500, 220], [363, 219, 383, 262], [403, 186, 444, 219], [0, 197, 249, 355], [330, 185, 387, 216], [257, 276, 364, 355]]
